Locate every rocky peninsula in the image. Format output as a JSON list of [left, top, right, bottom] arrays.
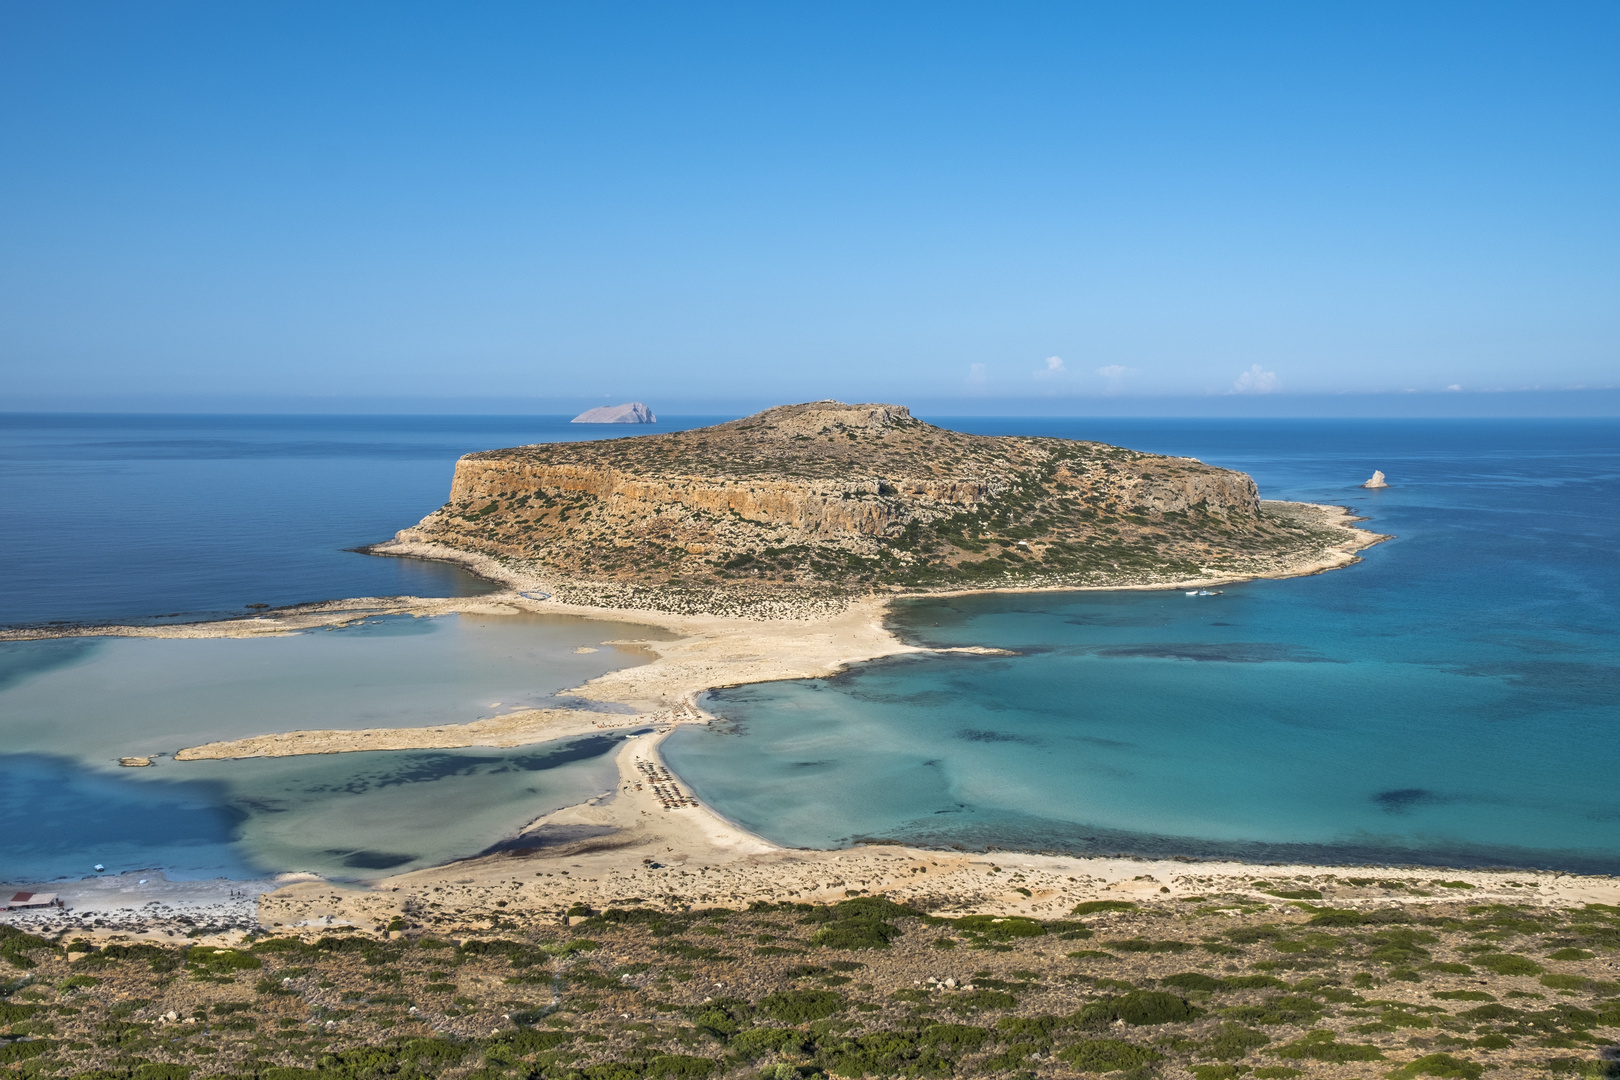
[[374, 400, 1379, 616]]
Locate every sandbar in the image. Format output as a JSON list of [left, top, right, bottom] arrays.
[[0, 499, 1436, 940]]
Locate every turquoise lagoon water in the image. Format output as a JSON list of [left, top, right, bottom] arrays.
[[666, 420, 1620, 873], [0, 612, 666, 881], [4, 415, 1617, 880]]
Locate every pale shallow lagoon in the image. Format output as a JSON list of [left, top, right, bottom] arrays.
[[0, 612, 666, 881], [666, 419, 1620, 874]]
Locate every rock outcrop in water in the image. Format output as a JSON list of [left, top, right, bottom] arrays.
[[1362, 470, 1388, 488], [572, 402, 656, 423], [389, 401, 1358, 597]]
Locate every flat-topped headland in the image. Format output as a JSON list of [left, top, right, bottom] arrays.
[[373, 400, 1382, 616]]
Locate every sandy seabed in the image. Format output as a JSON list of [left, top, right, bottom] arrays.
[[18, 500, 1590, 943]]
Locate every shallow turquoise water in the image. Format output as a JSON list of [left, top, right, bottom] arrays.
[[0, 612, 664, 880], [666, 420, 1620, 873]]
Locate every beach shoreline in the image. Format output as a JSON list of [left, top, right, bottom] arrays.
[[0, 499, 1429, 937]]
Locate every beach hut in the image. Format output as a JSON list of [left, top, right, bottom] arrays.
[[1, 891, 59, 909]]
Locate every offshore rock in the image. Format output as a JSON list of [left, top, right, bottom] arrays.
[[572, 402, 656, 424], [392, 400, 1345, 594], [1362, 470, 1388, 489]]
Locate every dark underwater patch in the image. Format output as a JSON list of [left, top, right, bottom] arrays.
[[845, 687, 962, 707], [479, 824, 618, 857], [858, 808, 1620, 877], [1453, 660, 1620, 710], [0, 638, 104, 689], [1374, 788, 1449, 814], [292, 734, 624, 795], [956, 728, 1037, 745], [1095, 642, 1339, 664], [333, 849, 417, 870]]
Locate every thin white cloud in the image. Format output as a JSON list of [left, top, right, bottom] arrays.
[[1232, 364, 1280, 394], [1445, 383, 1463, 392], [1096, 364, 1127, 380], [966, 362, 988, 387], [1034, 355, 1066, 379]]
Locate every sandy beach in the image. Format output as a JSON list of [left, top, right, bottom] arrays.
[[0, 499, 1419, 938]]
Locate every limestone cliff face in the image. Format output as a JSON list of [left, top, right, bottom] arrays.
[[396, 401, 1274, 590]]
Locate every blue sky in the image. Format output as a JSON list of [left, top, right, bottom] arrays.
[[1, 1, 1617, 414]]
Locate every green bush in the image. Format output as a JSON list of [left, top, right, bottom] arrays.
[[1385, 1053, 1484, 1079], [995, 1015, 1065, 1040], [83, 942, 181, 972], [802, 896, 916, 951], [133, 1066, 192, 1080], [497, 1028, 572, 1052], [644, 1055, 717, 1078], [1471, 953, 1543, 976], [1217, 995, 1323, 1026], [728, 1027, 809, 1062], [917, 1024, 990, 1052], [946, 915, 1045, 941], [1058, 1038, 1163, 1071], [1271, 1029, 1384, 1062], [1205, 1024, 1270, 1060], [757, 990, 845, 1024], [816, 1032, 951, 1078], [1457, 1003, 1520, 1022], [1106, 938, 1194, 953], [1549, 948, 1595, 961], [187, 947, 261, 974], [1078, 991, 1201, 1027], [0, 927, 55, 970], [0, 1040, 51, 1064], [1364, 928, 1438, 967], [809, 922, 899, 950], [1070, 900, 1137, 916]]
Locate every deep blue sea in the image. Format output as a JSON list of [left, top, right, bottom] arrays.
[[666, 419, 1620, 874], [0, 413, 723, 628], [2, 414, 1617, 879]]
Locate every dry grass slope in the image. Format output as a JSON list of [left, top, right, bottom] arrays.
[[6, 889, 1620, 1080]]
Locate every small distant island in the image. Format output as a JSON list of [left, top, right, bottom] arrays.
[[572, 401, 656, 423], [380, 400, 1379, 613]]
